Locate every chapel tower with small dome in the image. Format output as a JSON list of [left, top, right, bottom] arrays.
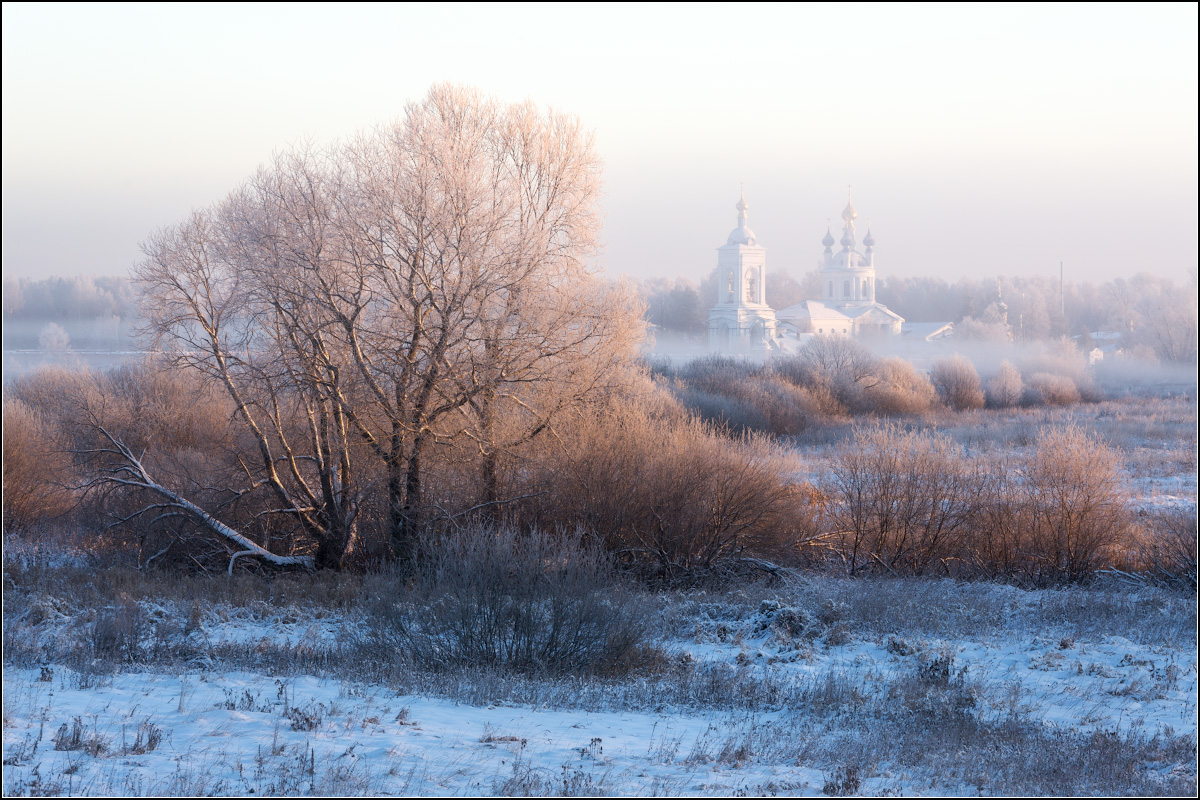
[[706, 191, 778, 351]]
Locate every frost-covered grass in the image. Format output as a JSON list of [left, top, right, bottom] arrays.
[[4, 555, 1196, 796]]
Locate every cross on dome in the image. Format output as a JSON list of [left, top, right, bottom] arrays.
[[841, 185, 857, 221], [727, 187, 757, 245]]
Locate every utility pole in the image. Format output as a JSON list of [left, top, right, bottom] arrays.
[[1060, 261, 1064, 318]]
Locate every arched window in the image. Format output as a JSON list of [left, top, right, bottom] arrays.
[[818, 328, 823, 334], [843, 280, 851, 298]]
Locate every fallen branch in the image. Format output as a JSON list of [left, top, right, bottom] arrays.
[[88, 426, 315, 575]]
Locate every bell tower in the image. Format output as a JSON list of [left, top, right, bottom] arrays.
[[707, 190, 777, 352]]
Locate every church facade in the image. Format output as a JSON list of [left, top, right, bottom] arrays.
[[707, 190, 904, 351]]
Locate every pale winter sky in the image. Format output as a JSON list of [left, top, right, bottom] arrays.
[[2, 2, 1196, 287]]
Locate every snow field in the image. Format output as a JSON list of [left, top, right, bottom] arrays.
[[4, 583, 1196, 796]]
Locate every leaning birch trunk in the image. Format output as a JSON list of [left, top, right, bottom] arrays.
[[90, 427, 314, 574]]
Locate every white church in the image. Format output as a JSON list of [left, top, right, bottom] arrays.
[[707, 191, 906, 352]]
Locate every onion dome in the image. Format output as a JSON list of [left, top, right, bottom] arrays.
[[863, 227, 875, 247], [841, 199, 857, 221], [727, 225, 758, 245], [822, 227, 836, 248], [727, 189, 758, 245]]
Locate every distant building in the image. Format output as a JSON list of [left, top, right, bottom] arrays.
[[775, 191, 905, 339], [706, 192, 779, 352], [900, 321, 955, 343]]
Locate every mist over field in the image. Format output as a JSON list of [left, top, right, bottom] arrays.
[[3, 4, 1197, 798]]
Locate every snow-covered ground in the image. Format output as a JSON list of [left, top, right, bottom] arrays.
[[4, 582, 1196, 796]]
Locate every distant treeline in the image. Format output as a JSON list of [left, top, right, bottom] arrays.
[[3, 276, 140, 322], [2, 276, 142, 352], [3, 272, 1195, 364], [640, 270, 1198, 363]]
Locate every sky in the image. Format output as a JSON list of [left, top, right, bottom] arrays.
[[3, 2, 1197, 287]]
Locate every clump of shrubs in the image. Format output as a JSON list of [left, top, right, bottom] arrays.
[[819, 423, 1133, 583], [516, 396, 818, 581], [1024, 371, 1082, 406], [663, 337, 1101, 438], [369, 527, 651, 675]]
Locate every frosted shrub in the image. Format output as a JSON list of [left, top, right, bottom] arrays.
[[862, 357, 935, 415], [1137, 508, 1198, 589], [1024, 372, 1081, 406], [1022, 425, 1129, 582], [377, 527, 649, 675], [674, 356, 819, 434], [2, 397, 75, 531], [985, 360, 1024, 408], [929, 355, 985, 411], [825, 425, 978, 576], [527, 401, 813, 579], [774, 336, 879, 416]]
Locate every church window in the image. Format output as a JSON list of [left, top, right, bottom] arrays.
[[843, 280, 850, 298], [818, 328, 823, 334], [726, 271, 735, 302], [828, 281, 833, 297]]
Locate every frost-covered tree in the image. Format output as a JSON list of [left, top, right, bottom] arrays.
[[108, 85, 642, 571], [37, 322, 70, 352]]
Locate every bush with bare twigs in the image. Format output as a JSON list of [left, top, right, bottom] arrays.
[[774, 336, 879, 416], [2, 397, 76, 531], [985, 360, 1024, 408], [1024, 371, 1082, 406], [860, 357, 936, 415], [670, 356, 817, 434], [520, 397, 818, 581], [1020, 425, 1131, 582], [368, 527, 651, 674], [1134, 508, 1198, 589], [823, 425, 978, 576], [930, 356, 985, 411]]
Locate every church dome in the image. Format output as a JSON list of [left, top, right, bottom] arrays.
[[841, 200, 857, 221], [728, 225, 758, 246], [822, 227, 836, 247], [863, 228, 876, 247], [727, 190, 757, 245]]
